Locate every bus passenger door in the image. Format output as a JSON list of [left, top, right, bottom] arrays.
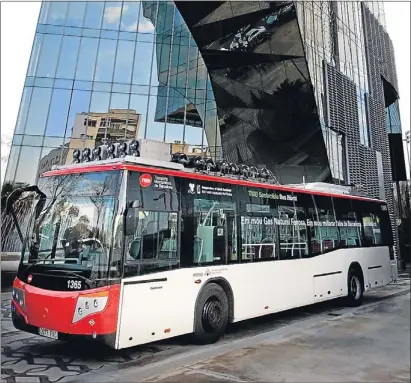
[[119, 210, 186, 348]]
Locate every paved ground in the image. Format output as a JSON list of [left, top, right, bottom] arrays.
[[139, 293, 410, 383], [1, 273, 409, 383]]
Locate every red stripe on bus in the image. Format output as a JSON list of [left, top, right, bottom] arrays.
[[42, 163, 384, 203]]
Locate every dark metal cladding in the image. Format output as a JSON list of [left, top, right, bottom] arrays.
[[175, 1, 332, 185]]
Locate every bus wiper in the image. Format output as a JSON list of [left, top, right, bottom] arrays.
[[51, 270, 90, 281], [24, 251, 55, 272]]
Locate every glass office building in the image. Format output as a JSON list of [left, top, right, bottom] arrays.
[[5, 1, 221, 188], [3, 1, 406, 257]]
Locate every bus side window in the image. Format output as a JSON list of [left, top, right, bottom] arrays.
[[124, 211, 179, 277], [307, 196, 340, 255], [240, 203, 276, 262], [192, 198, 237, 265], [333, 198, 362, 248], [180, 215, 195, 267], [273, 202, 308, 260], [362, 212, 383, 246]]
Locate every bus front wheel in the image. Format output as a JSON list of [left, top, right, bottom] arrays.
[[345, 267, 364, 307], [193, 283, 229, 345]]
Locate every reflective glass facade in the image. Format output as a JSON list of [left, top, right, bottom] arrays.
[[386, 100, 402, 135], [4, 1, 405, 193], [5, 1, 219, 187]]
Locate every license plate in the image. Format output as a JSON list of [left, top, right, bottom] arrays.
[[38, 327, 58, 339]]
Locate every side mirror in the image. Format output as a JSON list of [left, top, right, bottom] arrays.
[[125, 208, 137, 236]]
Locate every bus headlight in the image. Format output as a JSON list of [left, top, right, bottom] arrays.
[[12, 287, 26, 311], [72, 291, 108, 323]]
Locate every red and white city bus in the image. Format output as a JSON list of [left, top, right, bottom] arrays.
[[8, 140, 396, 349]]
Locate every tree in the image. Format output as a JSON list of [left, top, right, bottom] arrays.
[[394, 180, 411, 220], [1, 181, 30, 212], [1, 135, 11, 164], [1, 181, 31, 252], [1, 181, 15, 212]]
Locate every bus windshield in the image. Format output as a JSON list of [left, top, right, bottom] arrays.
[[19, 170, 121, 282], [23, 196, 115, 271]]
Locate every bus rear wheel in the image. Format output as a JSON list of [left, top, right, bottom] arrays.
[[345, 267, 364, 307], [193, 283, 229, 345]]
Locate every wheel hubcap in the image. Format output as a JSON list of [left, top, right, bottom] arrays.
[[202, 297, 223, 332], [350, 276, 361, 300]]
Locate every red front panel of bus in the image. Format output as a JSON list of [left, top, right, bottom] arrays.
[[12, 278, 121, 335]]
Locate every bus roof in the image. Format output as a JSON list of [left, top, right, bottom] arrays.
[[42, 156, 385, 204]]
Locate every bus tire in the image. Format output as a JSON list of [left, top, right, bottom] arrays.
[[345, 267, 363, 307], [193, 283, 229, 345]]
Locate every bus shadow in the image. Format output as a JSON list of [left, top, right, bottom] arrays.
[[3, 295, 381, 367], [224, 298, 346, 339], [48, 297, 345, 358]]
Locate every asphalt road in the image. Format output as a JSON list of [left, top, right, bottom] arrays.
[[1, 274, 410, 383]]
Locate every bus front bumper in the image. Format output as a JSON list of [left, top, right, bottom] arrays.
[[11, 300, 117, 347], [11, 278, 121, 349]]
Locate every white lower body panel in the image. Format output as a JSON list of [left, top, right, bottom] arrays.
[[116, 246, 391, 349]]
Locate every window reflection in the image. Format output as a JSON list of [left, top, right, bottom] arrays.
[[25, 88, 53, 136], [146, 96, 165, 140], [56, 36, 80, 79], [75, 37, 99, 81], [38, 3, 50, 25], [36, 34, 62, 78], [4, 146, 21, 183], [165, 125, 184, 146], [83, 2, 104, 30], [132, 41, 153, 85], [23, 134, 44, 147], [102, 1, 123, 31], [66, 2, 86, 28], [120, 2, 141, 32], [89, 92, 110, 113], [139, 1, 157, 35], [43, 137, 65, 147], [108, 93, 136, 141], [38, 146, 65, 178], [114, 40, 135, 84], [14, 146, 42, 185], [45, 2, 68, 26], [65, 90, 92, 141], [110, 93, 129, 110], [45, 89, 71, 137], [129, 94, 148, 138], [12, 135, 23, 146], [14, 87, 33, 135], [95, 39, 117, 82], [27, 33, 43, 77]]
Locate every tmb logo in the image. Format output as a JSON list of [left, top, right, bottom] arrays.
[[139, 173, 152, 188]]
